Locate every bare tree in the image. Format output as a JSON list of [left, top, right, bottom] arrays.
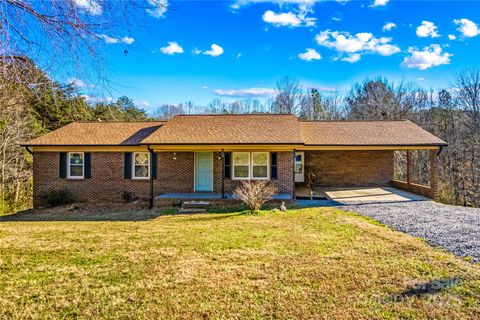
[[272, 76, 302, 114], [454, 69, 480, 134], [0, 0, 167, 85]]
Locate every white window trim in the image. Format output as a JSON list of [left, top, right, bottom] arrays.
[[67, 152, 84, 179], [251, 152, 270, 180], [132, 152, 150, 180], [232, 152, 250, 180], [232, 152, 270, 180]]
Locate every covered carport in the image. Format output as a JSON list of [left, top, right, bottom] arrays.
[[295, 120, 448, 201]]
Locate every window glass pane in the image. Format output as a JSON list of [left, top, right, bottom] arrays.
[[233, 153, 249, 165], [70, 153, 83, 165], [234, 166, 249, 178], [135, 153, 149, 165], [253, 166, 268, 178], [252, 153, 268, 165], [295, 163, 303, 174], [135, 165, 149, 178], [70, 165, 83, 177]]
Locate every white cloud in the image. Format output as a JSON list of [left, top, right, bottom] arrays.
[[160, 42, 184, 55], [203, 44, 224, 57], [448, 34, 457, 40], [298, 48, 322, 61], [383, 22, 397, 32], [97, 34, 135, 45], [402, 45, 452, 70], [67, 77, 86, 87], [121, 36, 135, 45], [371, 0, 389, 7], [454, 18, 480, 37], [341, 54, 361, 63], [97, 34, 119, 44], [315, 30, 400, 62], [262, 10, 315, 27], [416, 21, 440, 38], [73, 0, 102, 15], [134, 100, 151, 108], [213, 88, 276, 98], [146, 0, 168, 18]]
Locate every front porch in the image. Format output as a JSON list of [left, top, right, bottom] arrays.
[[156, 192, 292, 200]]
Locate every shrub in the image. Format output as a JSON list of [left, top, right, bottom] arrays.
[[121, 191, 134, 203], [39, 189, 74, 207], [233, 180, 277, 214]]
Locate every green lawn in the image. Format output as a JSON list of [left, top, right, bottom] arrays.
[[0, 207, 479, 319]]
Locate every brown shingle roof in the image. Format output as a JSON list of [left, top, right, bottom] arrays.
[[24, 121, 165, 146], [299, 120, 447, 146], [23, 116, 447, 147], [141, 114, 304, 144]]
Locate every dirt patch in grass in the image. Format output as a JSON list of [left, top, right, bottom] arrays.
[[0, 208, 479, 319]]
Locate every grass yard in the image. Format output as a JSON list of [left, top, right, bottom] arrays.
[[0, 207, 479, 319]]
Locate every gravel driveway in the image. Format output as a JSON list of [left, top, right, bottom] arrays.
[[338, 201, 480, 262]]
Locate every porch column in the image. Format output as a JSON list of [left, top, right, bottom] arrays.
[[221, 149, 225, 199], [429, 149, 438, 200]]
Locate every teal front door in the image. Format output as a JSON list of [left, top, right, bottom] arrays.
[[195, 152, 213, 192]]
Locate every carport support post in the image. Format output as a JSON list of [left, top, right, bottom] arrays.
[[406, 150, 412, 186], [221, 149, 225, 199], [429, 149, 438, 200]]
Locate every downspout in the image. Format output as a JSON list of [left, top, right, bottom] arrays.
[[436, 145, 444, 157], [147, 145, 154, 210], [221, 149, 225, 199], [25, 146, 33, 155], [292, 149, 296, 200]]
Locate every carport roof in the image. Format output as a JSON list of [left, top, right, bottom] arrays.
[[299, 120, 447, 146]]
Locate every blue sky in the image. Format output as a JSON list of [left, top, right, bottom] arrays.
[[60, 0, 480, 110]]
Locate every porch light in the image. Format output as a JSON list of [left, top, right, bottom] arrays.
[[173, 152, 177, 160]]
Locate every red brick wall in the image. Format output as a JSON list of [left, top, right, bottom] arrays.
[[33, 152, 150, 206], [304, 150, 394, 187], [33, 151, 294, 207]]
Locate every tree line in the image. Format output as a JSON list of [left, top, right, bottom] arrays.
[[1, 57, 479, 213]]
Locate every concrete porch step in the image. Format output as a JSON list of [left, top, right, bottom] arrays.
[[182, 201, 210, 209], [178, 208, 207, 214]]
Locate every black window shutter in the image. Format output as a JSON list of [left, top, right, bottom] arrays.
[[124, 152, 132, 179], [224, 152, 231, 179], [59, 152, 67, 178], [84, 153, 91, 179], [151, 152, 157, 179], [271, 152, 278, 180]]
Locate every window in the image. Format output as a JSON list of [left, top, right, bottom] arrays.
[[233, 152, 250, 179], [133, 152, 150, 179], [232, 152, 270, 180], [252, 152, 269, 179], [68, 152, 84, 179]]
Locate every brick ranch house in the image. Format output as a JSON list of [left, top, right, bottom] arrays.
[[22, 114, 447, 208]]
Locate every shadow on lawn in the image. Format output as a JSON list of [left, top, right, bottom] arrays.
[[387, 278, 463, 302], [0, 209, 168, 222]]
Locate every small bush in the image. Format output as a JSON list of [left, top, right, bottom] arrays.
[[121, 191, 134, 203], [40, 189, 74, 207], [233, 181, 277, 214]]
